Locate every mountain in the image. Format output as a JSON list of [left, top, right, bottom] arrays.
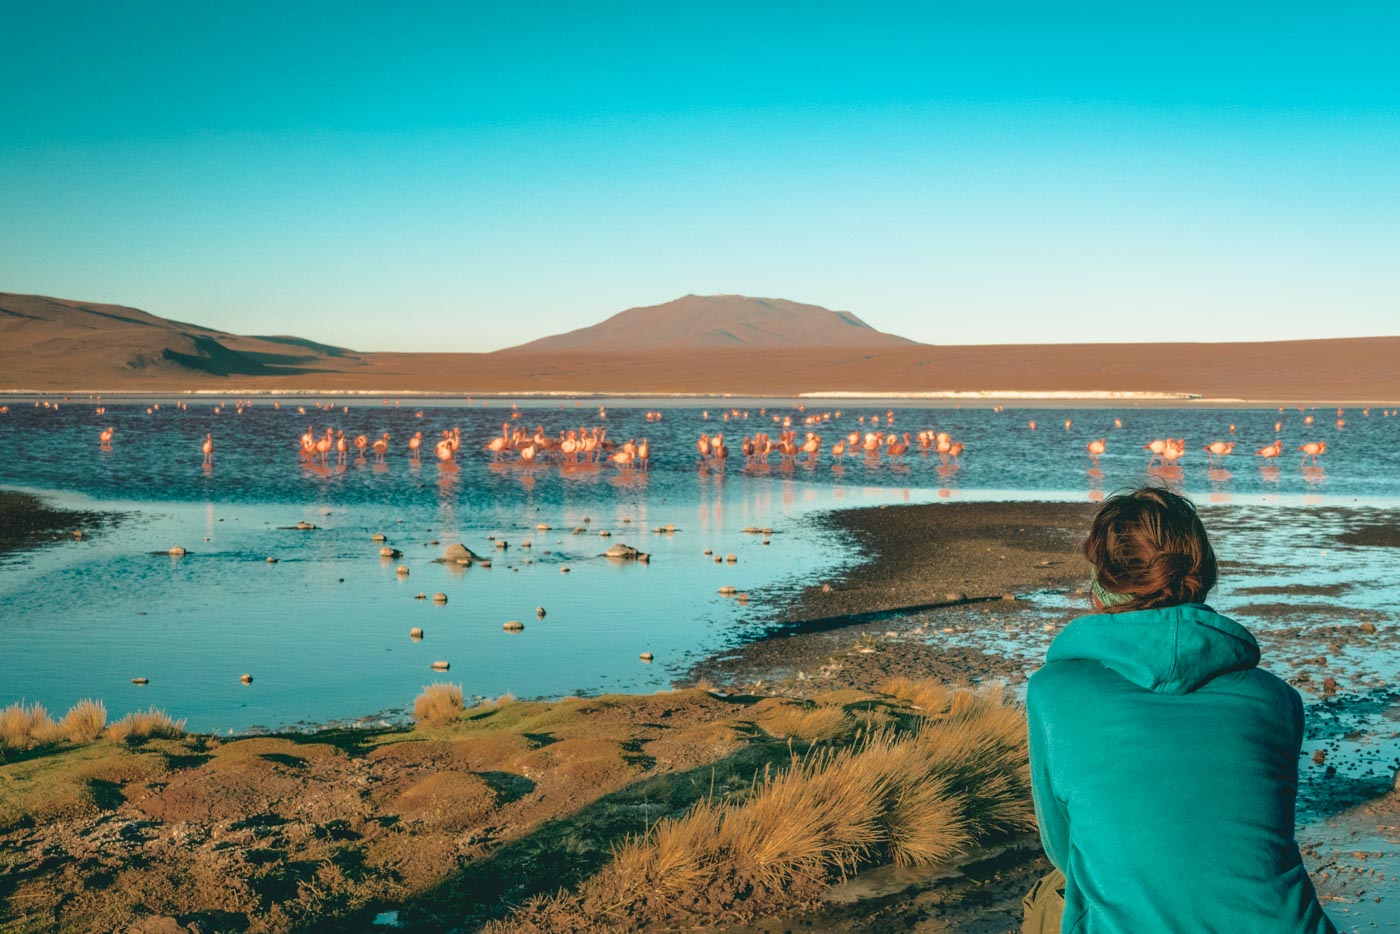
[[0, 293, 362, 386], [499, 294, 916, 353]]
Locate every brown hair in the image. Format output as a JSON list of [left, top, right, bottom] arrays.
[[1083, 485, 1218, 612]]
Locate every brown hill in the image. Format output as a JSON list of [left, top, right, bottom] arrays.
[[500, 294, 916, 353], [2, 291, 1398, 401], [0, 293, 362, 384]]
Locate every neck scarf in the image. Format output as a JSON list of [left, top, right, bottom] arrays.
[[1092, 575, 1135, 608]]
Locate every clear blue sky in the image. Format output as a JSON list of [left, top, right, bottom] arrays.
[[2, 2, 1397, 351]]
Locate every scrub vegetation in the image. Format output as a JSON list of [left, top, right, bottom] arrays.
[[0, 680, 1032, 933]]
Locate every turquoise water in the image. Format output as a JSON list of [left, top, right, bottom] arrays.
[[2, 397, 1398, 732]]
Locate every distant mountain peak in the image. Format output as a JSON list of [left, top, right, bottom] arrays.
[[499, 294, 915, 353]]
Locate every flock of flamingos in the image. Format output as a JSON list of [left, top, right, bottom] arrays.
[[7, 399, 1392, 476]]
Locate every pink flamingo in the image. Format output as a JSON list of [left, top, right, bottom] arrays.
[[1202, 441, 1235, 468], [1298, 441, 1326, 466], [99, 426, 115, 448], [372, 433, 390, 463], [202, 433, 214, 465], [1086, 438, 1105, 467]]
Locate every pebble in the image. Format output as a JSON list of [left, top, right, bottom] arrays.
[[168, 546, 186, 556], [703, 549, 713, 555], [536, 523, 552, 530], [946, 592, 968, 602], [414, 592, 426, 600], [396, 565, 410, 576], [432, 592, 448, 604], [503, 620, 525, 631], [640, 652, 654, 661], [725, 553, 737, 563], [131, 677, 149, 685], [536, 607, 547, 617], [718, 585, 737, 594], [1359, 621, 1377, 634], [265, 557, 278, 564], [371, 533, 386, 542], [560, 566, 570, 573], [409, 627, 424, 639], [240, 674, 253, 685], [431, 660, 450, 670], [380, 546, 402, 558]]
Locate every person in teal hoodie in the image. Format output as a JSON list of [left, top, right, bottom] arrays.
[[1024, 486, 1335, 933]]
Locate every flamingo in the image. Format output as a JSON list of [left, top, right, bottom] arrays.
[[354, 434, 369, 459], [372, 433, 390, 462], [1298, 441, 1326, 466], [408, 432, 422, 460], [315, 429, 333, 466], [637, 438, 650, 470], [830, 439, 846, 461], [1202, 441, 1235, 468], [1086, 438, 1105, 467], [1144, 439, 1168, 467], [201, 433, 214, 465], [887, 432, 910, 461], [99, 426, 115, 448], [1255, 441, 1283, 460], [948, 441, 965, 465]]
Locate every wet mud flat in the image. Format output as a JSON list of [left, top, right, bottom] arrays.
[[0, 489, 116, 558]]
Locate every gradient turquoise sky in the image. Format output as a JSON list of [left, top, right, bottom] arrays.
[[2, 2, 1397, 351]]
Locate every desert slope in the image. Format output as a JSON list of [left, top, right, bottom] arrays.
[[0, 293, 361, 384], [500, 294, 915, 352], [2, 291, 1398, 401]]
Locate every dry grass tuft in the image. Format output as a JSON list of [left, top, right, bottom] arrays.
[[758, 704, 853, 743], [493, 681, 1030, 931], [0, 701, 57, 751], [877, 675, 953, 714], [413, 682, 465, 725], [58, 699, 108, 743], [108, 707, 185, 742]]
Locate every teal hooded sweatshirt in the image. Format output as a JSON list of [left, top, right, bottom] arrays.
[[1027, 603, 1335, 933]]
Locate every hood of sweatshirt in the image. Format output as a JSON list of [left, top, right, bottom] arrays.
[[1045, 603, 1260, 695]]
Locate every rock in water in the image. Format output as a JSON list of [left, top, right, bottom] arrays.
[[444, 543, 481, 564], [604, 543, 646, 560]]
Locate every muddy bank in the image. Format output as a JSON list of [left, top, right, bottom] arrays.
[[0, 489, 114, 558], [693, 501, 1097, 692]]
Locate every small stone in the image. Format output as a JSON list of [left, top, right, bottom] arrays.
[[762, 539, 770, 545], [444, 543, 480, 563], [380, 546, 402, 558], [1002, 593, 1018, 602], [1312, 749, 1327, 765], [72, 530, 84, 539], [718, 585, 737, 594], [560, 566, 570, 573], [240, 673, 253, 684], [168, 546, 186, 556], [431, 660, 450, 670], [1359, 621, 1377, 634], [1321, 676, 1338, 695], [409, 627, 424, 640], [266, 557, 278, 564], [599, 530, 611, 537], [131, 677, 149, 685], [725, 553, 737, 563], [714, 556, 722, 563], [495, 540, 508, 549], [640, 652, 654, 661], [432, 592, 448, 604], [622, 517, 631, 524], [583, 516, 591, 523], [946, 592, 968, 603], [703, 549, 713, 555], [821, 583, 832, 593], [503, 620, 525, 631], [371, 533, 387, 542], [295, 521, 316, 530], [396, 565, 410, 576], [479, 559, 492, 568], [520, 540, 532, 548], [536, 607, 547, 617], [536, 523, 552, 530], [414, 592, 426, 600], [605, 543, 645, 560]]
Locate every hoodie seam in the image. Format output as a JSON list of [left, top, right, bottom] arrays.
[[1164, 610, 1182, 691]]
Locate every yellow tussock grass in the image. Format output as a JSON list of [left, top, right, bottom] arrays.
[[496, 686, 1030, 930], [58, 699, 108, 743], [108, 707, 185, 742], [758, 704, 853, 743], [413, 682, 465, 725], [0, 701, 56, 750]]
